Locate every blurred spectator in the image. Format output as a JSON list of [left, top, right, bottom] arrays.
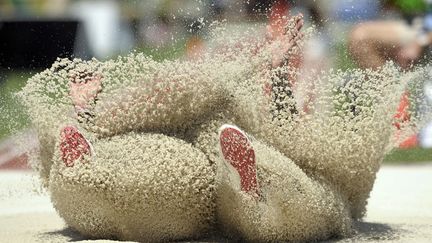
[[348, 0, 432, 69], [348, 21, 426, 69]]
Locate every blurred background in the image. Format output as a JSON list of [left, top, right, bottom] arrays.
[[0, 0, 432, 169]]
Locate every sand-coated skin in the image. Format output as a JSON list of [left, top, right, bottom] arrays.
[[18, 17, 422, 242], [49, 133, 215, 242]]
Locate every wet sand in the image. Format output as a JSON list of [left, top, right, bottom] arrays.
[[1, 163, 431, 243]]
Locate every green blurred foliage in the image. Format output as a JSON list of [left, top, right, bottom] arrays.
[[333, 41, 358, 71], [394, 0, 427, 14], [134, 40, 187, 62], [384, 147, 432, 163], [0, 71, 33, 140]]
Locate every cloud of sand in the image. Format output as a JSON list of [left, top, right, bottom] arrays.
[[15, 17, 431, 242]]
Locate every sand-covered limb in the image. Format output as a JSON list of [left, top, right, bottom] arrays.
[[217, 139, 352, 242], [49, 132, 215, 242], [254, 64, 428, 218]]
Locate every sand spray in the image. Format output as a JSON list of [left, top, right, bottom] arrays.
[[10, 15, 432, 242]]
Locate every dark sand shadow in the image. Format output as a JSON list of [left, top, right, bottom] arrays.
[[38, 221, 408, 243], [39, 227, 91, 242], [324, 221, 405, 242], [40, 228, 232, 243]]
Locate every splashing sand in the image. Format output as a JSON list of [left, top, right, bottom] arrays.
[[17, 16, 429, 242]]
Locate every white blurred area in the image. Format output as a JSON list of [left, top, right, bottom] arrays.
[[69, 1, 134, 59], [420, 82, 432, 148]]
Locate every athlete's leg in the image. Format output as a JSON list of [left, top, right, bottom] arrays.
[[216, 125, 351, 242], [53, 127, 216, 242]]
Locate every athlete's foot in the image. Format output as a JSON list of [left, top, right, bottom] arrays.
[[69, 70, 102, 113], [265, 14, 303, 119], [269, 13, 304, 68], [219, 125, 259, 198], [60, 125, 93, 167]]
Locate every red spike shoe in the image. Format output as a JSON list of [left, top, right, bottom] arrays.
[[60, 125, 92, 167], [219, 124, 259, 198]]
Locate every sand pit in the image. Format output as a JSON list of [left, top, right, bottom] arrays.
[[1, 164, 431, 242]]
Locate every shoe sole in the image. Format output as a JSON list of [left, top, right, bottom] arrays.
[[60, 125, 93, 167], [218, 124, 259, 198]]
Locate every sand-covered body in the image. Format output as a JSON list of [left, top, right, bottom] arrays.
[[50, 133, 215, 241], [18, 18, 425, 242]]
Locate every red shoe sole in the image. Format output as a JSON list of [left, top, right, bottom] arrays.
[[60, 126, 92, 167], [219, 125, 259, 197]]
